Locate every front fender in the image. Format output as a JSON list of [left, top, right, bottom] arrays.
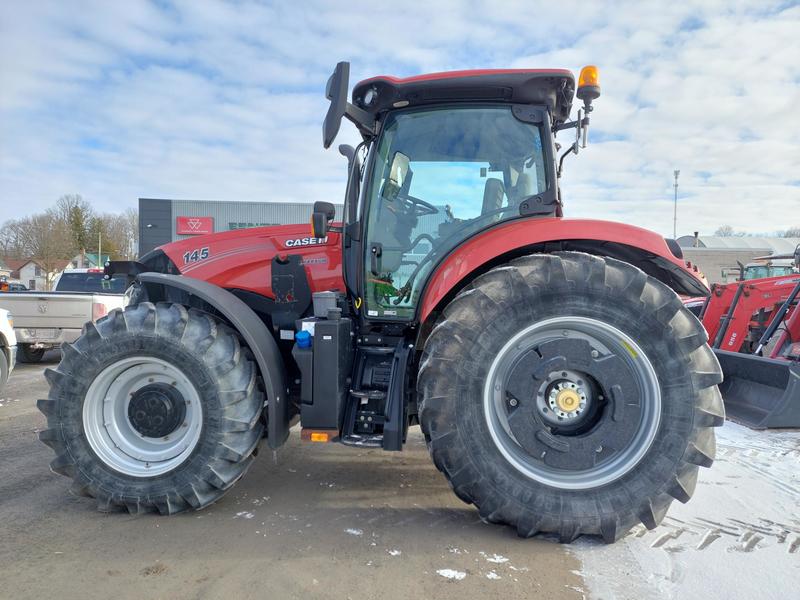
[[138, 273, 289, 449], [418, 218, 708, 324]]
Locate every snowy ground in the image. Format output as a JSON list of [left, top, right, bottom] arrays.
[[572, 422, 800, 599]]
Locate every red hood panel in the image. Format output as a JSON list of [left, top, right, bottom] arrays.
[[158, 224, 345, 299]]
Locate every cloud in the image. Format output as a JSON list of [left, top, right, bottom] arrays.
[[0, 0, 798, 237]]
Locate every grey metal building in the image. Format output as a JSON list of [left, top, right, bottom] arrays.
[[138, 198, 342, 255], [677, 234, 800, 284]]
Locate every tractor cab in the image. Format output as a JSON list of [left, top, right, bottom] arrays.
[[318, 63, 600, 320]]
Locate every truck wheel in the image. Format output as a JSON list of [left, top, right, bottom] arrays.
[[38, 302, 264, 514], [19, 344, 45, 363], [418, 252, 724, 543]]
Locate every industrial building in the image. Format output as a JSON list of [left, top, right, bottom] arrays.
[[677, 234, 800, 283], [138, 198, 343, 255]]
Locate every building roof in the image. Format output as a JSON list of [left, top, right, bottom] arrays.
[[677, 236, 800, 254], [0, 257, 73, 277], [1, 258, 35, 272]]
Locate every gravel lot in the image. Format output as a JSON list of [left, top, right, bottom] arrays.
[[0, 354, 581, 600], [3, 354, 797, 599]]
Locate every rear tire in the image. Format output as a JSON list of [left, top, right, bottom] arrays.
[[418, 252, 724, 542], [38, 302, 265, 514], [19, 344, 45, 363]]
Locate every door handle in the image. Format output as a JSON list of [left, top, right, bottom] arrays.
[[370, 243, 382, 276]]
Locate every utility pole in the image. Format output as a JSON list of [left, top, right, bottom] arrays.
[[98, 229, 102, 268], [673, 169, 680, 239]]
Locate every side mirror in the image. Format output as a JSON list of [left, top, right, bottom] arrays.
[[380, 152, 410, 201], [338, 144, 356, 165], [323, 62, 350, 149], [311, 201, 336, 239]]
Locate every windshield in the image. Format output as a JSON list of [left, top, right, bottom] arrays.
[[743, 265, 794, 280], [363, 105, 548, 319], [55, 272, 127, 293]]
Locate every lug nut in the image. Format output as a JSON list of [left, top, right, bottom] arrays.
[[591, 350, 599, 358], [509, 398, 518, 407]]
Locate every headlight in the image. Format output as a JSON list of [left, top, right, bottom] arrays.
[[6, 314, 12, 329]]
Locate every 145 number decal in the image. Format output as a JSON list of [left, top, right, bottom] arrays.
[[183, 247, 210, 264]]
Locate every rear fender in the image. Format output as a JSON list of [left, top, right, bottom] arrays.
[[418, 218, 709, 325], [138, 273, 289, 449]]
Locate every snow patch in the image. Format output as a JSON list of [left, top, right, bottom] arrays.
[[234, 511, 255, 519], [480, 552, 509, 564], [344, 528, 364, 536], [572, 423, 800, 600], [436, 569, 466, 580], [486, 571, 501, 580], [387, 549, 402, 556]]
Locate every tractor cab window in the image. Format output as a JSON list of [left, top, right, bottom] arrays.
[[363, 105, 547, 319]]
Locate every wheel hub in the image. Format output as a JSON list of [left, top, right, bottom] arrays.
[[552, 385, 583, 415], [535, 370, 594, 428], [128, 383, 186, 438]]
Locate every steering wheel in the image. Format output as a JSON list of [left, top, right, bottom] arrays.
[[399, 193, 439, 217]]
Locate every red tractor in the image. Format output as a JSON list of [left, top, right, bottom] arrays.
[[700, 245, 800, 428], [39, 63, 723, 543]]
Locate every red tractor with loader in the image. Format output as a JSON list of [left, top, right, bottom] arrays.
[[39, 63, 724, 543], [700, 244, 800, 428]]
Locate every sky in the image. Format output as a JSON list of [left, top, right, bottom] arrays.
[[1, 0, 799, 238]]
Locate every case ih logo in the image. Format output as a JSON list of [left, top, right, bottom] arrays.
[[284, 236, 328, 248], [176, 216, 213, 235]]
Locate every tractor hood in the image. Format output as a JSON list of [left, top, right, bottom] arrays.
[[145, 223, 346, 300]]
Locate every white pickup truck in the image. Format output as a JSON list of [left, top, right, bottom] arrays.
[[0, 269, 126, 363]]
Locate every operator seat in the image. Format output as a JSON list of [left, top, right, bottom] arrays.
[[512, 172, 534, 201], [481, 178, 506, 221]]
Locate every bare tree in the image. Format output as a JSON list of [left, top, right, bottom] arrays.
[[122, 207, 139, 259], [781, 226, 800, 238], [55, 194, 95, 257], [714, 225, 747, 237], [714, 225, 735, 237], [0, 219, 26, 258], [10, 210, 73, 289]]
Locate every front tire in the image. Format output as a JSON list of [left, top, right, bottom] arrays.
[[38, 302, 264, 514], [418, 252, 724, 542]]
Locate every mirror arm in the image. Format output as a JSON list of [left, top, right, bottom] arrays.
[[553, 115, 590, 133], [554, 120, 579, 132], [344, 103, 377, 136], [557, 143, 578, 179]]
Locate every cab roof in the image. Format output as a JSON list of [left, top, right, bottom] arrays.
[[353, 69, 576, 125]]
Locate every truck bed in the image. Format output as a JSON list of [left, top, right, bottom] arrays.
[[0, 291, 124, 346]]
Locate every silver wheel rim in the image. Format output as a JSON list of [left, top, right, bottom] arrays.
[[83, 356, 203, 477], [483, 316, 661, 490]]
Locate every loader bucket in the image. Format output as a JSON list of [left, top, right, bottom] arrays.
[[715, 349, 800, 429]]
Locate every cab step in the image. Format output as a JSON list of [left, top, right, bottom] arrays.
[[340, 342, 412, 451]]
